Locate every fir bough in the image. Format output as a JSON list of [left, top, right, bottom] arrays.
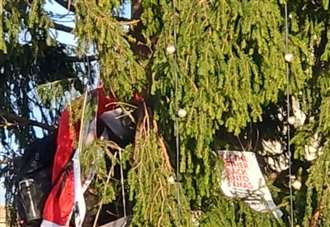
[[75, 0, 146, 100], [199, 196, 283, 227], [127, 106, 192, 226]]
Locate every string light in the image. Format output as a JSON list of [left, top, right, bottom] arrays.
[[172, 0, 183, 221], [285, 3, 294, 227]]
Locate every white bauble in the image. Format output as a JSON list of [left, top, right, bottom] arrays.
[[166, 45, 176, 54], [285, 53, 294, 63], [177, 108, 187, 118], [168, 176, 176, 184], [288, 116, 295, 125], [292, 179, 302, 190]]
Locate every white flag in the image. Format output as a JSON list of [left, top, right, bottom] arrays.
[[219, 150, 283, 219], [72, 150, 86, 227]]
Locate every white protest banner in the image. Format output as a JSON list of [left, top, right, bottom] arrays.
[[219, 150, 283, 219]]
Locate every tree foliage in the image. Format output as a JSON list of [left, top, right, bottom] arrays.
[[1, 0, 330, 226]]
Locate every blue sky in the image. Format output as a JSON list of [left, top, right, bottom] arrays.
[[45, 1, 76, 45]]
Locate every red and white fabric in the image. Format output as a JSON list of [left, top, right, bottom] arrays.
[[41, 87, 141, 226]]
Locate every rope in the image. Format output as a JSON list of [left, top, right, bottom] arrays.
[[173, 0, 179, 179], [284, 3, 294, 226], [70, 56, 91, 227], [119, 150, 127, 217], [172, 0, 182, 221]]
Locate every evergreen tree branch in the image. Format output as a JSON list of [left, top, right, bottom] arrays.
[[52, 20, 138, 34], [53, 0, 74, 12], [128, 0, 151, 58], [53, 0, 137, 23], [64, 55, 98, 62], [131, 0, 142, 20], [52, 22, 73, 33], [0, 111, 56, 131]]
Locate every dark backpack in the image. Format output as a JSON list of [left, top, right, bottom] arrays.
[[13, 108, 135, 226], [14, 134, 56, 226]]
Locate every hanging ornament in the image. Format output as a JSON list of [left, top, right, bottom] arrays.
[[177, 108, 187, 118], [292, 179, 302, 190], [288, 116, 295, 125], [167, 176, 176, 184], [284, 53, 294, 63], [166, 45, 176, 54]]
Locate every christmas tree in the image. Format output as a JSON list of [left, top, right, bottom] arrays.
[[1, 0, 330, 226]]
